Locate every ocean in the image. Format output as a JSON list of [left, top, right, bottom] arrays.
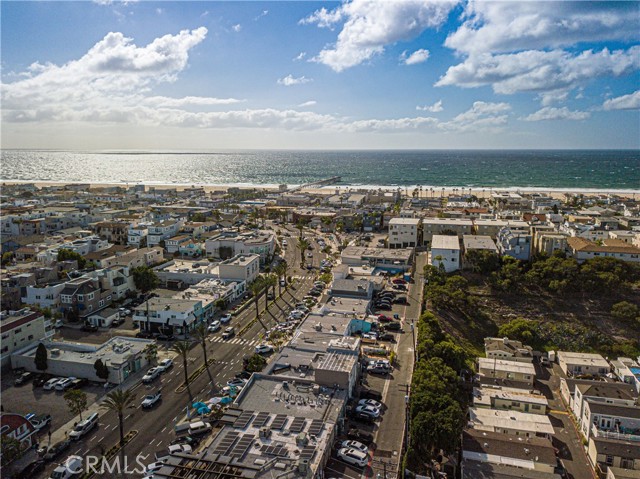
[[1, 149, 639, 192]]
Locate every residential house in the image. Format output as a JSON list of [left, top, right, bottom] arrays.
[[87, 308, 120, 328], [204, 230, 275, 265], [165, 234, 192, 254], [59, 276, 113, 319], [588, 436, 640, 474], [581, 401, 640, 441], [103, 247, 163, 270], [462, 235, 498, 269], [572, 382, 639, 425], [468, 407, 555, 438], [477, 357, 536, 386], [147, 219, 184, 247], [23, 282, 66, 310], [566, 237, 640, 263], [93, 220, 130, 245], [430, 234, 461, 273], [484, 337, 534, 363], [558, 351, 611, 377], [497, 226, 532, 261]]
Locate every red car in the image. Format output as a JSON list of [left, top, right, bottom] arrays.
[[392, 278, 407, 285], [377, 315, 392, 322]]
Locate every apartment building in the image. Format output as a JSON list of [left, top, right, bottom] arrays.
[[422, 218, 473, 244], [497, 226, 532, 261], [430, 234, 461, 272], [388, 217, 422, 249], [205, 230, 275, 265], [0, 309, 54, 367], [477, 357, 536, 386], [558, 351, 610, 377], [567, 237, 640, 263], [93, 220, 130, 245]]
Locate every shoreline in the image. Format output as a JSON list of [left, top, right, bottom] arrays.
[[2, 179, 639, 198]]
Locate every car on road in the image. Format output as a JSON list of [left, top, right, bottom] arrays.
[[15, 371, 34, 386], [227, 378, 247, 388], [255, 344, 274, 354], [235, 371, 251, 380], [142, 391, 162, 408], [222, 327, 235, 340], [157, 358, 174, 372], [220, 313, 233, 324], [358, 399, 383, 409], [208, 320, 221, 333], [355, 404, 381, 418], [55, 377, 77, 391], [167, 443, 192, 455], [340, 440, 369, 454], [69, 413, 98, 440], [42, 440, 71, 461], [337, 448, 369, 468], [142, 367, 161, 384], [31, 414, 52, 431]]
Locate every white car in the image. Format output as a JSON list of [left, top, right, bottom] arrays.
[[168, 443, 192, 455], [43, 378, 63, 390], [289, 310, 304, 319], [141, 391, 162, 408], [227, 378, 247, 388], [340, 440, 369, 454], [337, 448, 368, 468], [157, 358, 173, 372], [355, 405, 381, 418], [358, 399, 383, 409], [142, 367, 161, 384], [54, 377, 77, 391], [220, 314, 232, 324], [144, 460, 167, 474], [208, 320, 221, 333], [255, 344, 273, 354]]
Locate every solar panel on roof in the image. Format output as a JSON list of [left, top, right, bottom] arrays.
[[212, 431, 240, 455], [270, 414, 288, 430], [233, 411, 255, 429], [262, 444, 288, 457], [308, 419, 324, 436], [253, 411, 270, 428], [300, 445, 316, 461], [289, 417, 306, 433], [230, 434, 255, 459]]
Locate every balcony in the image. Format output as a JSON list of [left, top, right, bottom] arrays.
[[591, 424, 640, 442]]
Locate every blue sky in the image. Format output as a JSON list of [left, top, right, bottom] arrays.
[[1, 0, 639, 150]]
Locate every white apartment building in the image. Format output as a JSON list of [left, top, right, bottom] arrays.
[[204, 230, 275, 265], [23, 283, 66, 309], [133, 297, 203, 334], [388, 217, 422, 249], [147, 220, 184, 247], [430, 234, 461, 272], [0, 309, 54, 367], [218, 254, 260, 283], [127, 223, 149, 246]]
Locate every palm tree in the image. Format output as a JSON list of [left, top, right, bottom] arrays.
[[296, 220, 306, 238], [273, 261, 286, 296], [249, 277, 268, 330], [100, 388, 136, 447], [297, 237, 310, 268], [193, 323, 213, 382], [171, 340, 192, 388]]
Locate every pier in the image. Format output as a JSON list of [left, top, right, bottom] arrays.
[[288, 176, 342, 192]]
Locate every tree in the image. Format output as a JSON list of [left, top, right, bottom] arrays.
[[57, 248, 87, 269], [131, 266, 159, 294], [193, 323, 214, 380], [245, 354, 267, 373], [464, 249, 501, 274], [1, 252, 14, 266], [611, 301, 639, 322], [100, 388, 136, 446], [0, 434, 23, 466], [273, 261, 287, 296], [297, 237, 310, 268], [64, 389, 88, 421], [497, 318, 543, 350], [552, 204, 559, 215], [171, 340, 192, 388], [249, 277, 269, 331], [143, 343, 158, 366], [94, 359, 110, 382], [35, 342, 48, 372], [214, 299, 227, 310]]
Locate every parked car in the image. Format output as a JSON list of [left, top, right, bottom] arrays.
[[392, 283, 407, 291], [226, 378, 247, 388], [360, 388, 382, 401], [222, 327, 235, 340], [44, 378, 64, 391], [31, 414, 52, 430], [33, 374, 51, 387], [208, 320, 221, 333], [347, 428, 374, 446], [392, 278, 407, 284], [378, 333, 395, 342], [170, 435, 201, 448], [337, 448, 369, 468], [144, 460, 167, 475], [15, 371, 34, 386], [142, 367, 161, 384], [81, 323, 98, 332], [393, 296, 408, 304], [255, 344, 273, 354], [55, 377, 77, 391], [156, 334, 175, 341], [340, 440, 369, 454], [15, 460, 45, 479], [157, 358, 174, 372], [235, 371, 252, 380], [377, 315, 392, 323], [42, 440, 71, 461], [358, 399, 383, 409], [167, 443, 192, 455], [220, 313, 232, 324], [136, 331, 154, 339], [375, 303, 392, 311], [142, 391, 162, 408], [355, 405, 381, 418], [383, 321, 402, 331], [70, 378, 88, 388]]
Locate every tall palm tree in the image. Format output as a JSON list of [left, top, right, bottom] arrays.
[[249, 277, 268, 330], [171, 340, 192, 388], [193, 323, 213, 382], [296, 220, 306, 239], [100, 388, 136, 446], [273, 262, 286, 296], [297, 237, 310, 269]]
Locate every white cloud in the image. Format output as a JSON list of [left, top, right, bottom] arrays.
[[232, 24, 242, 32], [522, 107, 590, 121], [346, 116, 438, 133], [255, 10, 269, 21], [143, 96, 244, 108], [538, 89, 570, 107], [402, 48, 430, 65], [298, 100, 317, 108], [416, 100, 443, 112], [446, 2, 638, 55], [277, 74, 312, 86], [1, 28, 208, 123], [301, 0, 456, 72], [603, 90, 640, 110], [436, 47, 640, 95], [294, 52, 307, 62], [439, 101, 511, 132], [156, 8, 164, 15]]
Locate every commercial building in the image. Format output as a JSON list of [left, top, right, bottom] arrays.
[[340, 246, 413, 272], [133, 297, 203, 334], [10, 336, 155, 384], [218, 254, 260, 283]]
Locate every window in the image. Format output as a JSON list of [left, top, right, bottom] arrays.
[[28, 335, 34, 341], [14, 328, 22, 334], [605, 455, 614, 466]]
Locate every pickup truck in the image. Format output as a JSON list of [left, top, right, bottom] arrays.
[[141, 391, 162, 408]]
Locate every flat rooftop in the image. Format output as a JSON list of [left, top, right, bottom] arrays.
[[157, 258, 217, 274], [462, 461, 562, 479], [341, 246, 413, 262], [469, 408, 554, 435], [432, 235, 461, 250], [478, 358, 536, 375], [558, 351, 609, 367], [463, 235, 498, 251]]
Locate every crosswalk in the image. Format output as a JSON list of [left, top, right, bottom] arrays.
[[209, 336, 260, 346]]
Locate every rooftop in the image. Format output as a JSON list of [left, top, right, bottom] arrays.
[[478, 358, 536, 375], [469, 408, 555, 435], [463, 235, 498, 252], [463, 429, 556, 464], [432, 234, 461, 250]]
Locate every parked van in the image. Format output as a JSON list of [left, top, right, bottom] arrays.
[[68, 413, 98, 440], [50, 455, 83, 479], [187, 421, 212, 436]]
